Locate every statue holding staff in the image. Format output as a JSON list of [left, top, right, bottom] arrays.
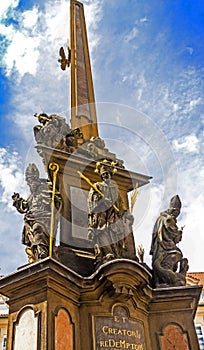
[[12, 163, 62, 262], [79, 160, 133, 264]]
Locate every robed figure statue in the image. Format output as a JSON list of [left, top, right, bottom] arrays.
[[87, 161, 132, 264], [150, 195, 188, 287], [12, 163, 62, 262]]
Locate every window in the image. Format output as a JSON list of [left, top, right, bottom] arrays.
[[196, 325, 204, 350], [200, 291, 204, 304], [2, 336, 6, 350]]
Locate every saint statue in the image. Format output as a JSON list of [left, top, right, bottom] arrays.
[[12, 163, 62, 262], [87, 161, 132, 264], [150, 194, 188, 287]]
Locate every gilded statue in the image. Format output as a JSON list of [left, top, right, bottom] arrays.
[[12, 163, 62, 262], [86, 160, 133, 264]]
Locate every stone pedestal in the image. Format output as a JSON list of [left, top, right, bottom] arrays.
[[149, 286, 201, 349], [38, 145, 151, 262], [0, 258, 201, 350]]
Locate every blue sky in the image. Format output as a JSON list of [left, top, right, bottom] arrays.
[[0, 0, 204, 275]]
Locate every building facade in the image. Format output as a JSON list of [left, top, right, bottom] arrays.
[[0, 294, 8, 350], [187, 272, 204, 349]]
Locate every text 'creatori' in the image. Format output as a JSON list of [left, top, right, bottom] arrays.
[[101, 326, 141, 339]]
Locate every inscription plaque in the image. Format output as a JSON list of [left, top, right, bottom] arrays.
[[93, 306, 146, 350]]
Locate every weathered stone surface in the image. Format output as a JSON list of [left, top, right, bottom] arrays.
[[0, 258, 201, 350], [94, 305, 145, 350]]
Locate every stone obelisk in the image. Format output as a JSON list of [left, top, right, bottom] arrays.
[[70, 0, 98, 140]]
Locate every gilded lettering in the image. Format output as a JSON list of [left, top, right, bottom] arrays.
[[97, 316, 145, 350], [108, 327, 113, 334], [102, 326, 108, 334], [104, 340, 109, 347], [114, 341, 120, 348], [120, 340, 126, 347], [99, 338, 144, 349], [99, 340, 105, 347], [101, 326, 142, 339], [109, 339, 116, 347]]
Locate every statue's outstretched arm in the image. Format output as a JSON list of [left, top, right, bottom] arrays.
[[12, 192, 28, 213]]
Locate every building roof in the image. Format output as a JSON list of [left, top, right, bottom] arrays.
[[187, 272, 204, 290]]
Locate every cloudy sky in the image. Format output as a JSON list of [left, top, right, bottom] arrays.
[[0, 0, 204, 275]]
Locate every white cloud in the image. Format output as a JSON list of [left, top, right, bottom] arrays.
[[0, 23, 13, 37], [172, 135, 199, 153], [4, 31, 40, 76], [83, 0, 103, 57], [170, 152, 204, 272], [124, 27, 138, 42], [0, 0, 19, 18], [139, 17, 148, 23], [42, 1, 69, 45], [134, 74, 147, 101], [22, 7, 39, 29], [1, 6, 41, 77], [186, 46, 193, 55], [1, 1, 70, 78], [121, 73, 134, 83], [133, 184, 164, 267], [0, 0, 104, 143], [0, 0, 103, 80], [179, 195, 204, 272], [0, 148, 26, 209], [84, 0, 103, 29], [200, 167, 204, 177], [173, 103, 179, 112], [189, 97, 201, 111], [0, 205, 27, 275]]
